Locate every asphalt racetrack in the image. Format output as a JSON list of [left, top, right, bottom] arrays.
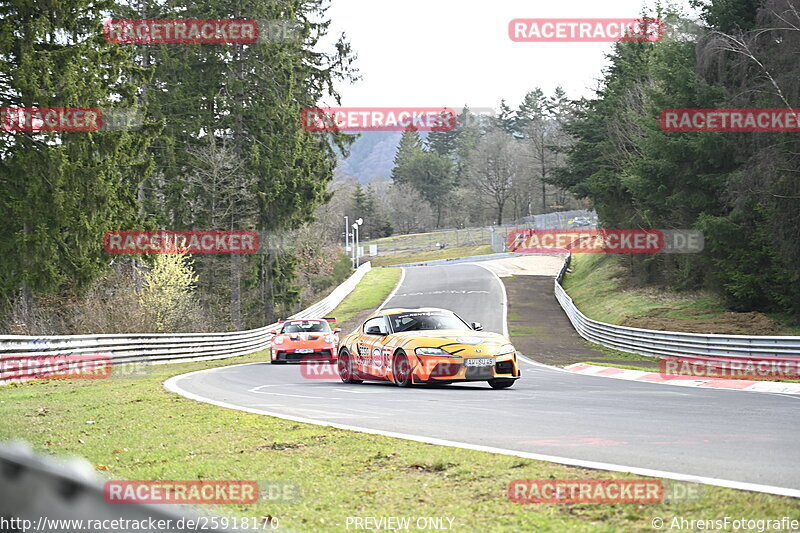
[[166, 263, 800, 496]]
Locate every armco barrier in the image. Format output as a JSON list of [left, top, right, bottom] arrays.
[[0, 441, 231, 533], [0, 262, 371, 381], [554, 255, 800, 359]]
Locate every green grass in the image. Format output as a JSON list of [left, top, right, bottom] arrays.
[[562, 254, 727, 324], [577, 361, 660, 372], [561, 254, 800, 334], [579, 344, 662, 364], [1, 353, 797, 532], [370, 245, 493, 267], [368, 228, 496, 253], [328, 267, 401, 324]]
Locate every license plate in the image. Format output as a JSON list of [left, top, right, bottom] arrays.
[[464, 358, 494, 367], [295, 348, 314, 354]]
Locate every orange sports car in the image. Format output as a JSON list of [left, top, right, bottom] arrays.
[[337, 307, 521, 388], [270, 318, 341, 364]]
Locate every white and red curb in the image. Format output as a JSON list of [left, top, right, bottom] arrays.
[[564, 363, 800, 395]]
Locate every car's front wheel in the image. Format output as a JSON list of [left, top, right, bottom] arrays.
[[392, 350, 413, 388], [488, 378, 515, 389], [337, 349, 363, 384]]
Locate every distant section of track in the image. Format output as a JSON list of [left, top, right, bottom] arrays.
[[167, 263, 800, 496]]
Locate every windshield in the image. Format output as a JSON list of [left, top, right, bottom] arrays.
[[388, 311, 469, 332], [281, 320, 330, 333]]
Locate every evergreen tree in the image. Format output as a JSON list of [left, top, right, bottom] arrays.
[[0, 0, 157, 311], [495, 99, 516, 134], [427, 111, 460, 156], [402, 151, 455, 228], [132, 0, 358, 325], [391, 126, 423, 184], [453, 106, 483, 183]]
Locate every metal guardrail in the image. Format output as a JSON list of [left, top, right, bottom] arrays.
[[0, 442, 229, 533], [554, 255, 800, 359], [0, 263, 372, 381]]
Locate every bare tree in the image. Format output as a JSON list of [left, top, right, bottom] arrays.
[[465, 130, 525, 225], [185, 137, 256, 329], [380, 182, 434, 234]]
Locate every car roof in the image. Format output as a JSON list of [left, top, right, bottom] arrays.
[[371, 307, 455, 317]]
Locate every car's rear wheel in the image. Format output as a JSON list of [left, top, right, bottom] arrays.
[[392, 350, 413, 388], [488, 378, 515, 389], [337, 349, 362, 384]]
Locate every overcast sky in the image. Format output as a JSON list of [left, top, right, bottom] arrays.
[[324, 0, 700, 110]]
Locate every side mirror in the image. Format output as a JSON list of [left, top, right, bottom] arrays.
[[366, 326, 385, 336], [334, 328, 341, 333], [471, 322, 483, 331]]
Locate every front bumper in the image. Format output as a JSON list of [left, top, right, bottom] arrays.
[[410, 353, 520, 384], [271, 348, 336, 363]]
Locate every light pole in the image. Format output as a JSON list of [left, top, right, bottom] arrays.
[[344, 215, 350, 252], [352, 218, 363, 267]]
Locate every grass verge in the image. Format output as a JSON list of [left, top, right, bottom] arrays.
[[561, 254, 725, 324], [370, 245, 492, 267], [1, 354, 797, 532], [329, 267, 401, 333], [561, 254, 799, 335]]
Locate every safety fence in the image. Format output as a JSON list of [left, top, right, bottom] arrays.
[[362, 210, 597, 257], [0, 441, 232, 533], [0, 262, 371, 382], [554, 255, 800, 359]]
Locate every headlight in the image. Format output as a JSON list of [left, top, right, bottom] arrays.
[[497, 344, 515, 355], [273, 336, 285, 345], [325, 334, 337, 343], [415, 347, 451, 356]]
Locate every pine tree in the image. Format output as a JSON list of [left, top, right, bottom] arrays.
[[391, 126, 423, 184], [402, 151, 455, 228], [134, 0, 357, 326], [0, 0, 157, 311], [453, 106, 483, 183], [427, 111, 460, 156], [495, 100, 516, 134]]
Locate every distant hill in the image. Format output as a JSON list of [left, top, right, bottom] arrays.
[[335, 131, 428, 183]]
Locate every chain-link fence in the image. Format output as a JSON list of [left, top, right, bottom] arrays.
[[363, 210, 596, 256]]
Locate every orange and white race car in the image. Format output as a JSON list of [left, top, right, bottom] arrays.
[[270, 318, 341, 364], [337, 308, 520, 388]]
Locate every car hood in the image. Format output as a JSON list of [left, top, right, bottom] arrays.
[[390, 329, 509, 345], [280, 332, 329, 341]]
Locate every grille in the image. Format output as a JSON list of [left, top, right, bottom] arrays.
[[431, 362, 460, 378], [495, 360, 513, 374]]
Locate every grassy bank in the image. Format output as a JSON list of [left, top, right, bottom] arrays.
[[370, 245, 492, 267], [329, 267, 401, 332], [561, 254, 800, 335], [1, 354, 797, 532]]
